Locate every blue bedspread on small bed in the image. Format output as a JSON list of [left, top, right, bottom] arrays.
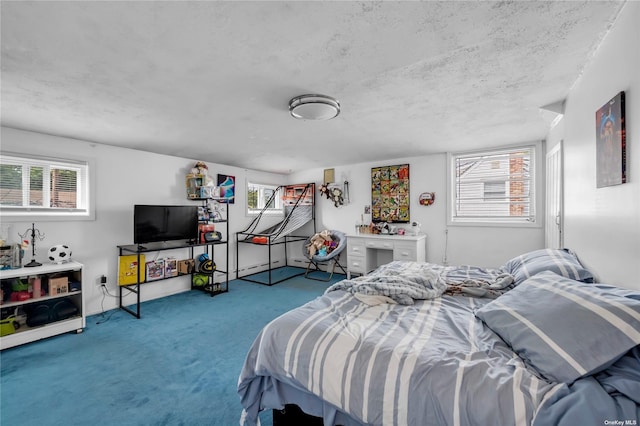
[[237, 261, 640, 426]]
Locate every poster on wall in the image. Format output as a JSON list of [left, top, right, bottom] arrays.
[[371, 164, 410, 223], [217, 174, 235, 204], [596, 91, 626, 188]]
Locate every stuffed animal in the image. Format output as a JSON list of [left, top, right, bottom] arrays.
[[319, 184, 344, 207], [319, 184, 330, 199], [191, 161, 215, 187], [191, 161, 209, 177], [330, 187, 344, 207], [306, 230, 333, 257]]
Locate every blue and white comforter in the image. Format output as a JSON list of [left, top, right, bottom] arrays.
[[237, 263, 640, 426], [238, 293, 553, 425]]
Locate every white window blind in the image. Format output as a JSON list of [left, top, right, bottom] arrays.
[[451, 146, 535, 224], [0, 153, 90, 216]]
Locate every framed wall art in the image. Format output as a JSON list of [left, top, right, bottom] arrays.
[[596, 91, 626, 188], [323, 168, 335, 184], [217, 174, 235, 204], [371, 164, 410, 223]]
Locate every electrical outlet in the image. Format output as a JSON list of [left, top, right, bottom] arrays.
[[97, 275, 107, 286]]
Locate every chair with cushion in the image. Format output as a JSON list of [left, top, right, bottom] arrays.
[[302, 230, 347, 281]]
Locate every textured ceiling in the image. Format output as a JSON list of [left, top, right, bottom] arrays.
[[0, 1, 625, 174]]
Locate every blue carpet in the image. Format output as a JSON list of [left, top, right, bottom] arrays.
[[1, 268, 343, 426]]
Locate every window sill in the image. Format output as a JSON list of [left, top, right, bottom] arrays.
[[0, 210, 95, 222], [447, 218, 541, 228], [246, 210, 283, 217]]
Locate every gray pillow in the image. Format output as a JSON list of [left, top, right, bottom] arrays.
[[475, 271, 640, 383], [501, 248, 594, 285]]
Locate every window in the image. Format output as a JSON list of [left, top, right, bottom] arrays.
[[483, 181, 506, 199], [448, 145, 539, 225], [0, 153, 91, 219], [247, 182, 282, 215]]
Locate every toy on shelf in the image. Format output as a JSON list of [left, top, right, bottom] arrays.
[[48, 244, 72, 264], [186, 161, 218, 199]]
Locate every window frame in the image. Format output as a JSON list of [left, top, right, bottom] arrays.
[[446, 142, 543, 228], [246, 181, 283, 217], [0, 152, 95, 221]]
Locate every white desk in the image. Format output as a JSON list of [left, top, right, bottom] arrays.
[[346, 233, 426, 279]]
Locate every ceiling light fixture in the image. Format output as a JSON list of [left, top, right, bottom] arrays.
[[289, 94, 340, 120]]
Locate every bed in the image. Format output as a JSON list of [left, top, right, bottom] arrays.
[[238, 249, 640, 426]]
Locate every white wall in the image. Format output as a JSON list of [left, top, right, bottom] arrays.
[[1, 127, 287, 315], [289, 153, 544, 269], [550, 1, 639, 289]]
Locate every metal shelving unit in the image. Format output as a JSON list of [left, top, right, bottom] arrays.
[[117, 201, 228, 319]]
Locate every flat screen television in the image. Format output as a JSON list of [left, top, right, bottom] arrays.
[[134, 205, 199, 245]]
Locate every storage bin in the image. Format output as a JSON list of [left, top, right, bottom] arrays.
[[49, 276, 69, 295]]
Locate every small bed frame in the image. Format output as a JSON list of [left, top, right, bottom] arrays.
[[272, 405, 323, 426], [236, 183, 316, 285]]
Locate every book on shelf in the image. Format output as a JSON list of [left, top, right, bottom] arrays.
[[118, 254, 146, 285], [145, 260, 165, 281], [164, 258, 178, 277]]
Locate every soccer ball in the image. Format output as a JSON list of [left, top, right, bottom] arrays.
[[48, 245, 72, 264]]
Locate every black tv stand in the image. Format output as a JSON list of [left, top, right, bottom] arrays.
[[117, 237, 228, 318]]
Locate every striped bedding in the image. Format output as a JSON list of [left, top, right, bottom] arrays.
[[238, 263, 640, 426]]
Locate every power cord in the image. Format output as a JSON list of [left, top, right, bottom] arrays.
[[95, 284, 117, 325], [100, 283, 117, 298]]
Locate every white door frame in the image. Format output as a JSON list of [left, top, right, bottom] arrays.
[[545, 142, 563, 248]]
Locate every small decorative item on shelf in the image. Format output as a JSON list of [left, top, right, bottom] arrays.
[[204, 231, 222, 242], [198, 223, 215, 244], [10, 278, 31, 301], [410, 221, 421, 236], [178, 259, 195, 275], [47, 244, 72, 264], [186, 174, 203, 199], [164, 258, 178, 277], [191, 161, 209, 176], [199, 186, 218, 199], [49, 276, 69, 295], [0, 245, 19, 270], [208, 200, 224, 221], [198, 206, 210, 222], [145, 260, 165, 281], [186, 161, 216, 199], [19, 223, 45, 267], [355, 222, 372, 234], [29, 276, 42, 299]]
